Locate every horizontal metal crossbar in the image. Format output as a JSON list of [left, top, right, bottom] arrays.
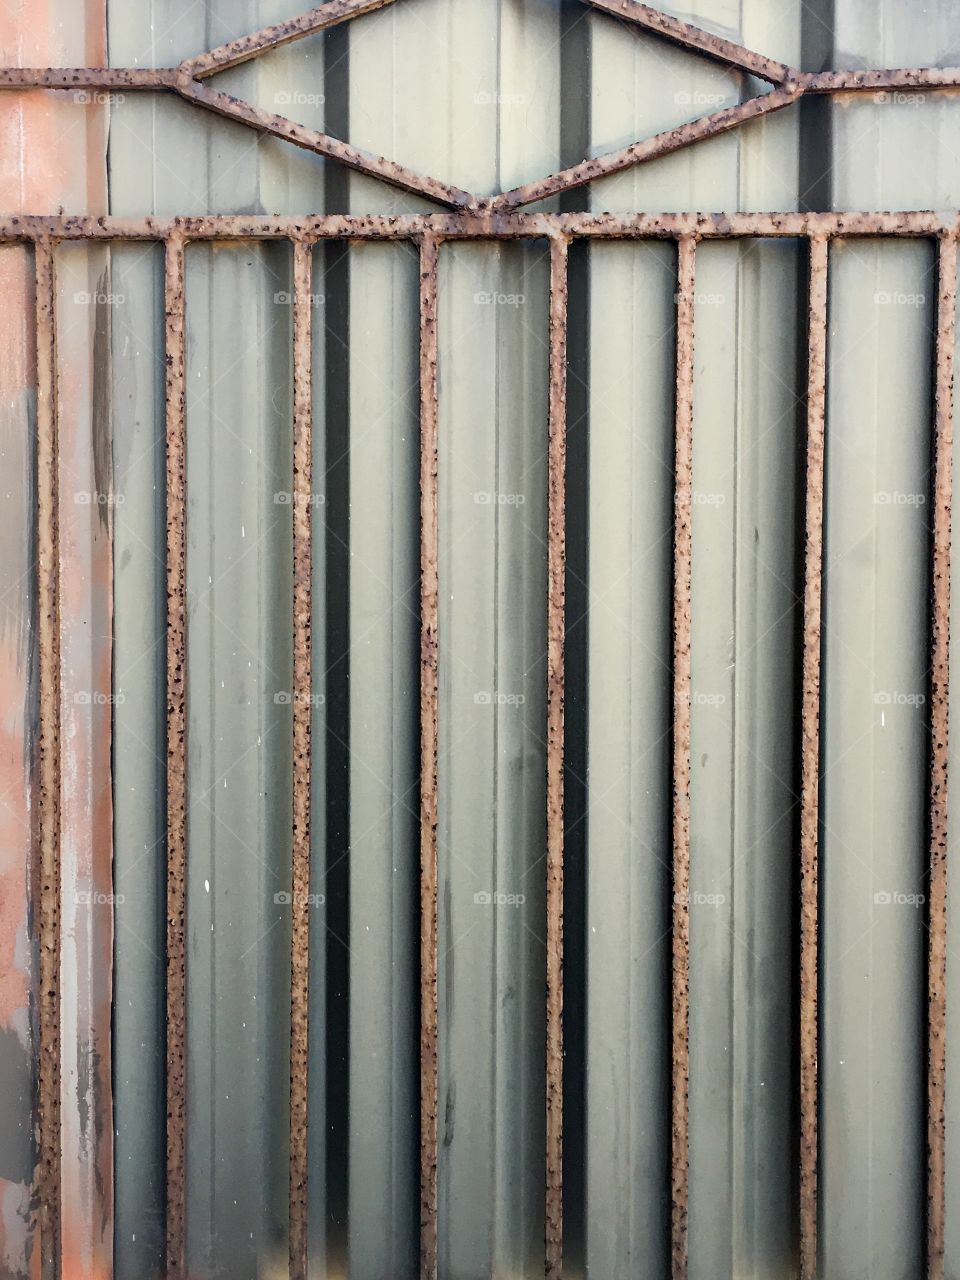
[[3, 211, 960, 241]]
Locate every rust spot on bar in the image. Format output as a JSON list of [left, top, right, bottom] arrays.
[[803, 67, 960, 93], [582, 0, 794, 83], [671, 234, 695, 1280], [927, 232, 956, 1280], [419, 234, 440, 1280], [289, 238, 314, 1280], [35, 237, 61, 1280], [0, 66, 176, 88], [0, 211, 955, 243], [164, 235, 187, 1280], [799, 235, 828, 1280], [545, 235, 569, 1280], [183, 0, 400, 78]]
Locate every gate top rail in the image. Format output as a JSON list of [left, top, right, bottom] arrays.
[[3, 210, 960, 242]]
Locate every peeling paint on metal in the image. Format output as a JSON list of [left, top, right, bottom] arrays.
[[289, 237, 314, 1280], [928, 232, 957, 1280], [545, 234, 568, 1280], [671, 233, 695, 1280], [419, 233, 439, 1280], [163, 236, 187, 1280], [799, 234, 828, 1280]]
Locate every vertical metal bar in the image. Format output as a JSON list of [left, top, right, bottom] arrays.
[[35, 236, 61, 1280], [546, 233, 569, 1280], [671, 233, 695, 1280], [419, 233, 440, 1280], [928, 231, 957, 1280], [290, 237, 314, 1280], [799, 234, 828, 1280], [164, 234, 187, 1280]]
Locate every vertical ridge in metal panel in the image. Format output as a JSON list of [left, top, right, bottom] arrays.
[[928, 231, 957, 1280], [164, 235, 187, 1280], [800, 234, 828, 1280], [290, 238, 314, 1280], [419, 234, 440, 1280], [546, 234, 569, 1280], [672, 234, 695, 1280], [35, 237, 61, 1280]]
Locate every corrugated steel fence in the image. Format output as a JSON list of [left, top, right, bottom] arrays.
[[3, 2, 960, 1279]]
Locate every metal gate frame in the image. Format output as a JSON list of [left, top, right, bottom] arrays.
[[3, 1, 959, 1278]]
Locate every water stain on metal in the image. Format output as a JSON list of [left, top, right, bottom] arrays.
[[91, 269, 113, 531]]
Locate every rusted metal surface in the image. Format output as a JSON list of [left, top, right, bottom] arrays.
[[581, 0, 793, 83], [671, 234, 695, 1280], [183, 0, 399, 78], [928, 232, 957, 1280], [289, 238, 314, 1280], [8, 3, 960, 1275], [0, 67, 175, 88], [419, 233, 440, 1280], [0, 211, 957, 243], [799, 235, 828, 1280], [804, 68, 960, 93], [163, 236, 187, 1280], [545, 234, 569, 1280], [35, 238, 61, 1280]]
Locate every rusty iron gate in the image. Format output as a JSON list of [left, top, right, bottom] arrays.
[[2, 0, 960, 1278]]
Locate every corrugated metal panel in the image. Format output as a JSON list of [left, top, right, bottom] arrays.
[[4, 2, 960, 1279]]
